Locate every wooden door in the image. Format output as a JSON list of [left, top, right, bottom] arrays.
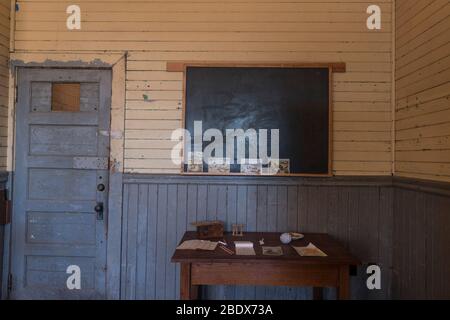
[[10, 68, 111, 299]]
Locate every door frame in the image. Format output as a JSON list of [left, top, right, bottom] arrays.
[[2, 53, 126, 300]]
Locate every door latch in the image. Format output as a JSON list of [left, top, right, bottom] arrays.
[[94, 202, 104, 220]]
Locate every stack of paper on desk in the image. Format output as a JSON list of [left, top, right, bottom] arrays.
[[292, 243, 327, 257], [234, 241, 256, 255], [176, 240, 218, 251]]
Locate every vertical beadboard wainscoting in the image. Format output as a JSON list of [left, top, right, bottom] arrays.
[[392, 179, 450, 299], [120, 175, 394, 300], [0, 172, 8, 298]]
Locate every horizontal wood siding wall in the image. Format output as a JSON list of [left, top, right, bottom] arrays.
[[0, 0, 9, 170], [395, 0, 450, 182], [393, 185, 450, 299], [121, 175, 393, 300], [14, 0, 393, 176]]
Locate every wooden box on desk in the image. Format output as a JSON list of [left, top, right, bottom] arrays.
[[191, 220, 224, 239]]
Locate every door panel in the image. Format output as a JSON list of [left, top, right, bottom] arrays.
[[11, 68, 111, 299], [29, 125, 99, 156], [25, 256, 96, 290], [26, 211, 97, 245]]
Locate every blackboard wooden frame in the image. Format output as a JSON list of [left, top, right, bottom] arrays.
[[168, 62, 346, 177]]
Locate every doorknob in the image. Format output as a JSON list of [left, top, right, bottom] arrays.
[[95, 202, 104, 220]]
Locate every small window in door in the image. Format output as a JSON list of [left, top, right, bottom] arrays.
[[51, 83, 81, 112]]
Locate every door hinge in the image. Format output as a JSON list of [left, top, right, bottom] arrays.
[[7, 273, 12, 292], [15, 85, 18, 103]]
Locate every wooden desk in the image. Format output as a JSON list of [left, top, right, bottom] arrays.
[[171, 232, 360, 300]]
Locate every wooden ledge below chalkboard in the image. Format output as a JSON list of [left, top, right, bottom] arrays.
[[181, 172, 333, 177], [166, 61, 346, 73]]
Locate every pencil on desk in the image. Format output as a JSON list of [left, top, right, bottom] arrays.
[[219, 245, 234, 255]]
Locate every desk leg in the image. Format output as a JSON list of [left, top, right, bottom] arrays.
[[337, 265, 350, 300], [180, 263, 199, 300], [313, 287, 323, 300]]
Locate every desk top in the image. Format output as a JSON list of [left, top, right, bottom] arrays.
[[171, 232, 360, 265]]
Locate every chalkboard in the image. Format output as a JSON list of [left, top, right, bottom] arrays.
[[184, 66, 330, 175]]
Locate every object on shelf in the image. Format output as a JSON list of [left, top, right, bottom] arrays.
[[186, 151, 203, 173], [278, 159, 290, 174], [207, 157, 231, 174], [240, 159, 262, 175]]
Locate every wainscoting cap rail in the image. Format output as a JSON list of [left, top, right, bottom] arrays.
[[393, 176, 450, 197], [123, 175, 450, 196], [123, 174, 392, 187]]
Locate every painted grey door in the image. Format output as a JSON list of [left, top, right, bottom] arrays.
[[10, 69, 111, 299]]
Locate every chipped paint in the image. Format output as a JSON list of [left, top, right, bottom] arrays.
[[10, 58, 112, 69], [9, 52, 126, 70], [110, 130, 123, 140], [109, 158, 122, 173]]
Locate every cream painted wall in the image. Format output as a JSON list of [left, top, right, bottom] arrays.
[[11, 0, 394, 175], [395, 0, 450, 182]]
